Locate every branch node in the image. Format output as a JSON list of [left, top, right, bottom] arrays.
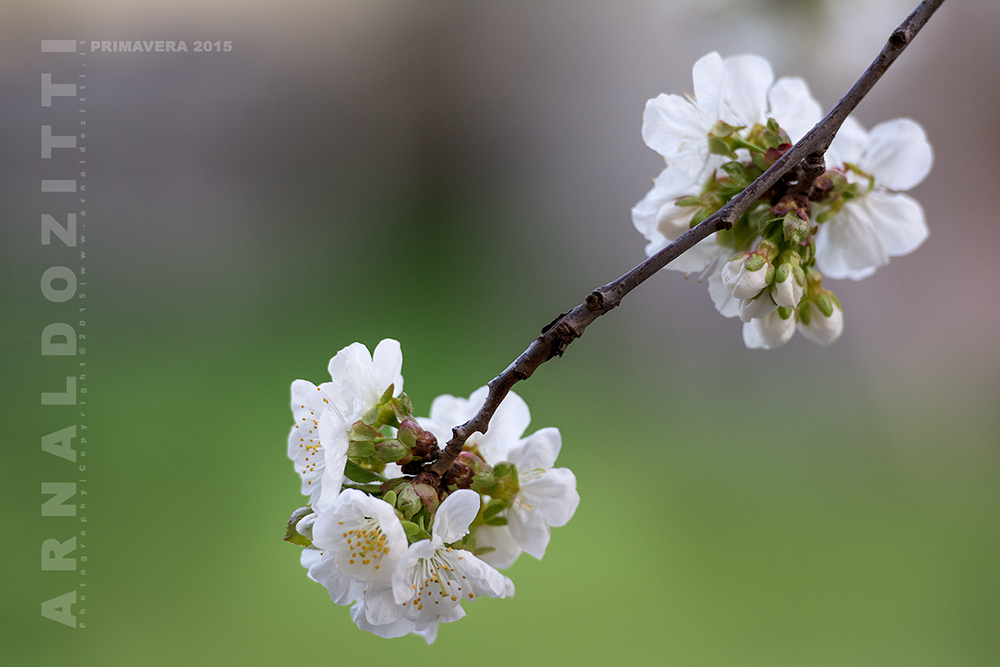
[[586, 290, 605, 310], [889, 28, 908, 47], [540, 312, 568, 334]]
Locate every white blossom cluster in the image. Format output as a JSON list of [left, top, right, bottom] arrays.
[[633, 52, 933, 348], [285, 340, 579, 643]]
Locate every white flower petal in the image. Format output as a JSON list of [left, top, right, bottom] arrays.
[[664, 237, 725, 274], [641, 93, 706, 174], [766, 77, 822, 142], [857, 190, 928, 257], [738, 291, 778, 323], [520, 467, 580, 528], [771, 269, 805, 308], [798, 301, 844, 345], [313, 490, 407, 585], [473, 525, 522, 569], [825, 115, 868, 168], [691, 52, 725, 124], [370, 338, 404, 399], [814, 204, 887, 280], [350, 597, 413, 638], [742, 312, 795, 349], [507, 504, 551, 560], [430, 489, 480, 545], [362, 582, 407, 626], [303, 548, 363, 606], [478, 390, 531, 462], [412, 620, 440, 645], [721, 54, 774, 127], [507, 427, 561, 472], [708, 264, 742, 317], [315, 411, 349, 511], [861, 118, 933, 191]]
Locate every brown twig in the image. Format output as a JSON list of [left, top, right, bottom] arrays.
[[428, 0, 945, 477]]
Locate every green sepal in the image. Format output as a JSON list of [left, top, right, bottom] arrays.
[[374, 439, 407, 464], [471, 470, 497, 493], [815, 293, 835, 318], [344, 459, 387, 484], [707, 135, 737, 159], [689, 207, 710, 227], [383, 490, 397, 507], [378, 383, 395, 405], [341, 482, 383, 494], [482, 498, 507, 521], [721, 161, 751, 187], [730, 136, 765, 154], [676, 196, 702, 208], [710, 120, 740, 138], [798, 302, 812, 325], [760, 128, 782, 149], [284, 506, 314, 547], [397, 484, 423, 520], [413, 483, 441, 515], [361, 404, 381, 426], [473, 546, 496, 557], [751, 150, 768, 171], [389, 393, 414, 423], [347, 439, 376, 459], [766, 117, 781, 134], [348, 422, 382, 442], [401, 520, 420, 536], [396, 420, 419, 448], [485, 516, 509, 527], [782, 211, 809, 245], [744, 254, 766, 272]]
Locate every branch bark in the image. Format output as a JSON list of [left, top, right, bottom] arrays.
[[428, 0, 945, 477]]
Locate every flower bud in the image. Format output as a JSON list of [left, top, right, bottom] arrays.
[[742, 309, 796, 349], [797, 293, 844, 345], [771, 262, 805, 308], [721, 242, 776, 300], [738, 290, 778, 323], [721, 254, 767, 300]]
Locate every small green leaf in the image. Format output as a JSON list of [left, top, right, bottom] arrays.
[[284, 506, 314, 547], [383, 490, 397, 507], [482, 498, 507, 521], [343, 459, 386, 484]]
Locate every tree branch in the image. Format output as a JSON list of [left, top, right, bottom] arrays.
[[428, 0, 945, 477]]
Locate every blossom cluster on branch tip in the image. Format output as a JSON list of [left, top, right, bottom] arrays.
[[284, 340, 579, 643], [632, 52, 932, 349]]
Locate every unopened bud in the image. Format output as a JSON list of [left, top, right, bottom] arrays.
[[797, 294, 844, 345], [771, 263, 805, 308], [742, 309, 796, 349]]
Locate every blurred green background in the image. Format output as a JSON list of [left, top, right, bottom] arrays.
[[3, 1, 1000, 665]]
